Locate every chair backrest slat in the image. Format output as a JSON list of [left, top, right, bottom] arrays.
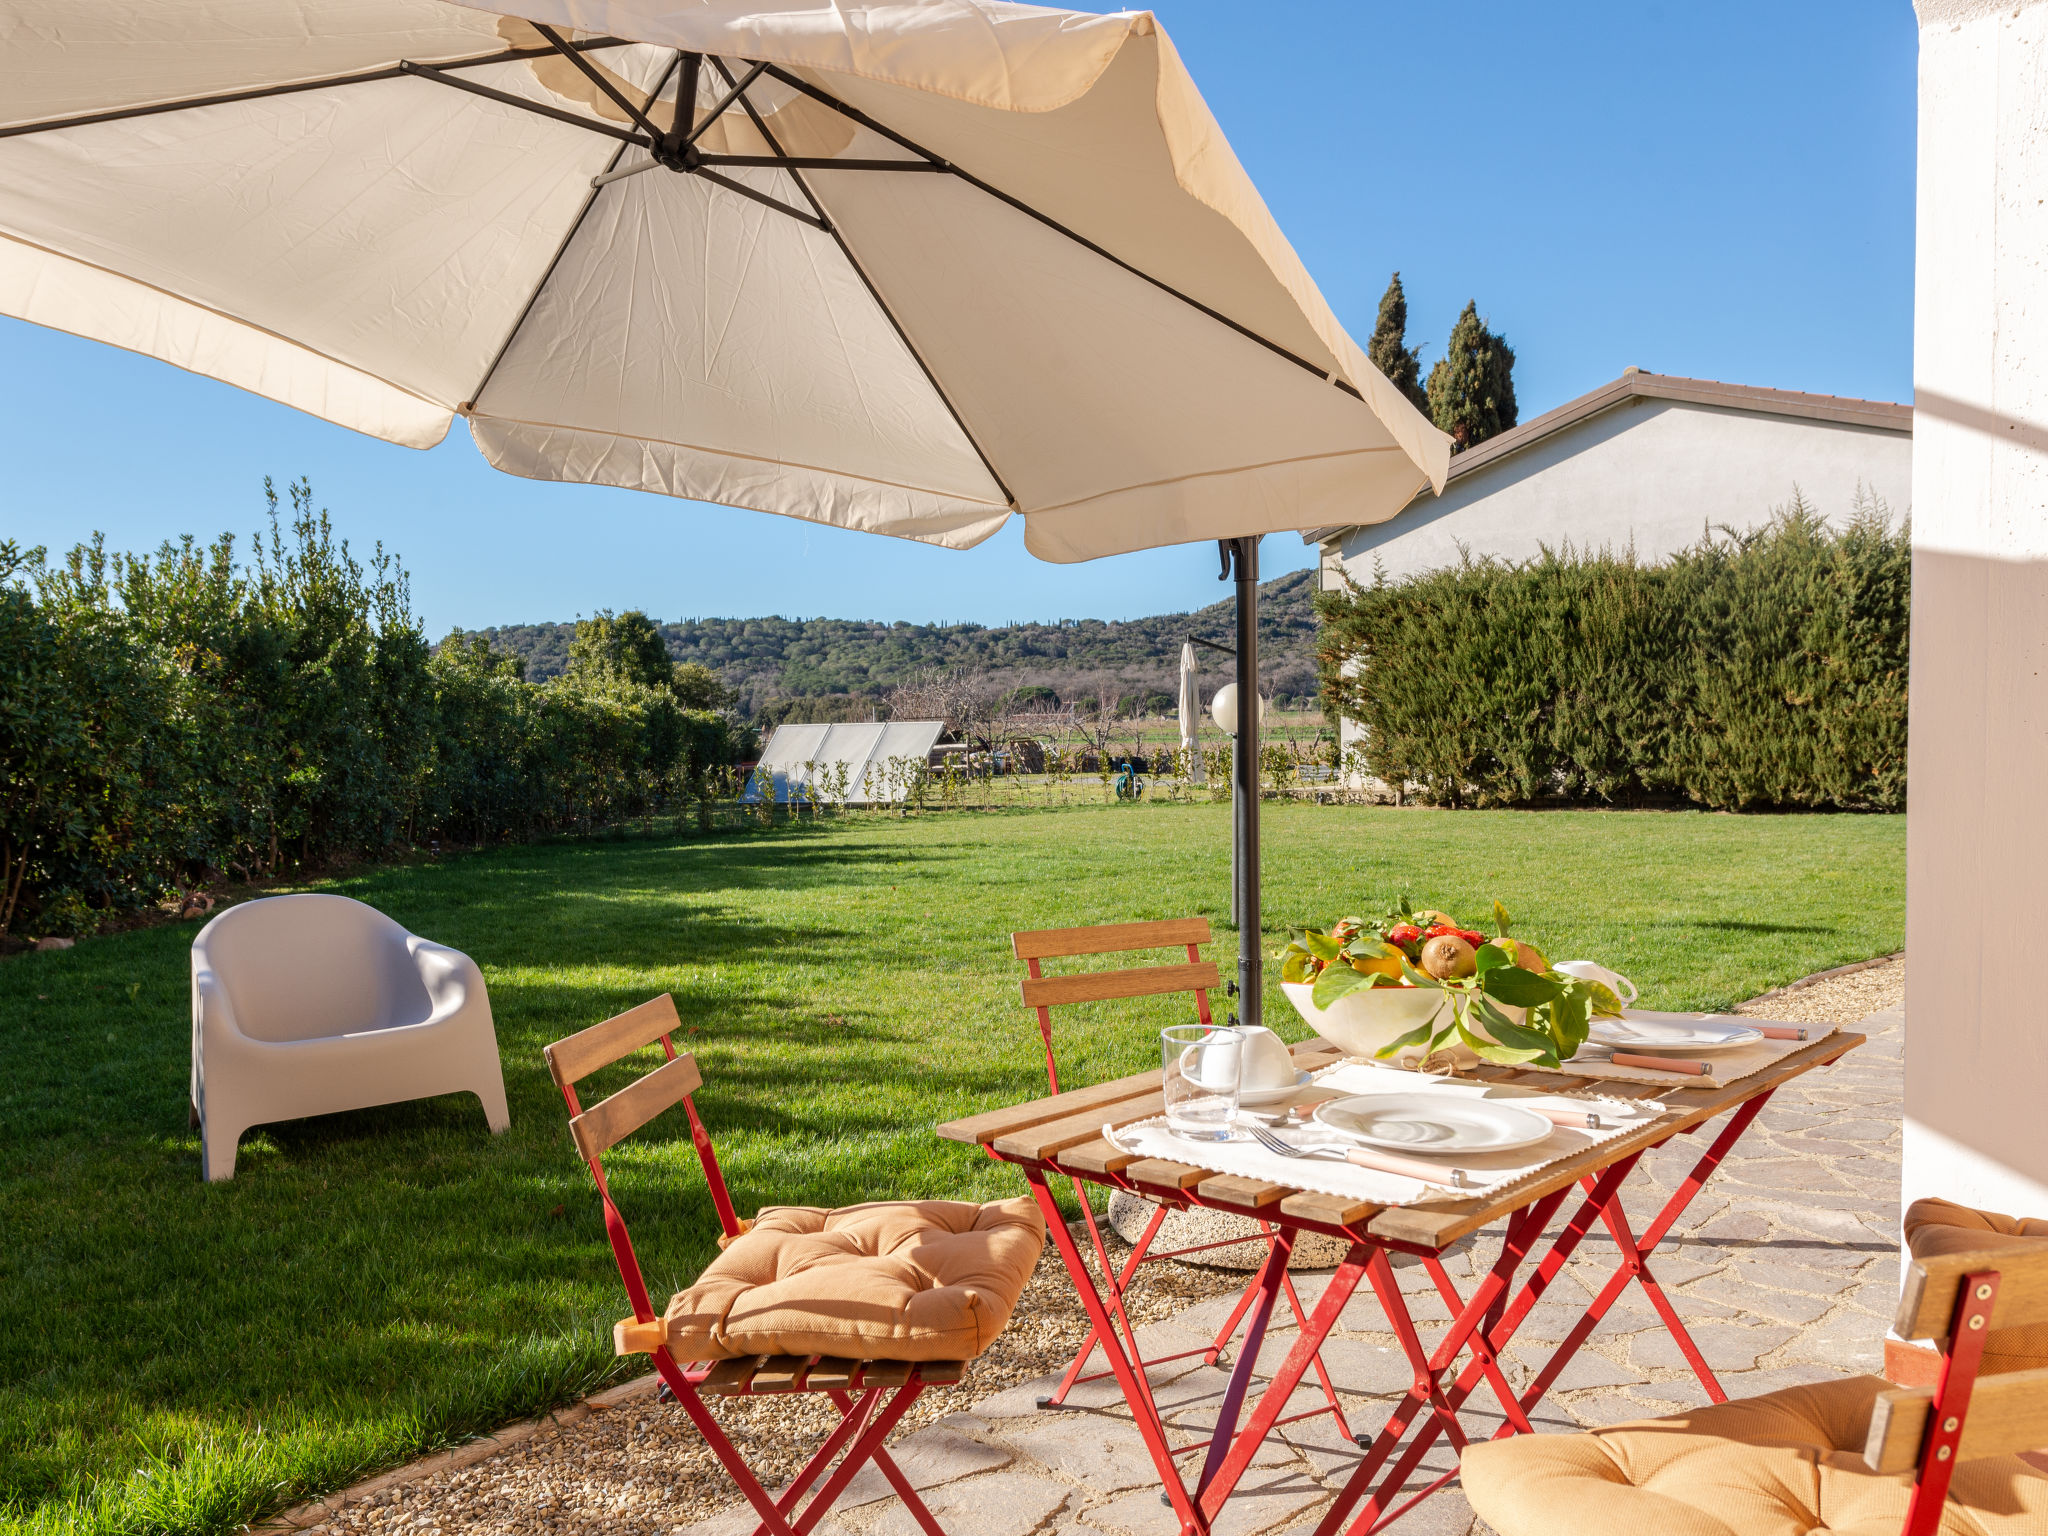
[[545, 994, 682, 1090], [1893, 1245, 2048, 1339], [1014, 918, 1210, 960], [1021, 961, 1220, 1010], [568, 1051, 703, 1162], [1864, 1365, 2048, 1473]]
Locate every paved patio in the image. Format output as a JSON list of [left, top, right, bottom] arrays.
[[293, 966, 1904, 1536]]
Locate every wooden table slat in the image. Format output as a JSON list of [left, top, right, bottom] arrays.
[[1122, 1158, 1210, 1191], [942, 1036, 1343, 1150], [936, 1064, 1164, 1146], [1055, 1137, 1140, 1176], [1278, 1190, 1380, 1227], [1197, 1173, 1291, 1208], [993, 1091, 1166, 1161]]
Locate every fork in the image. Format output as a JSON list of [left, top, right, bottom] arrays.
[[1244, 1123, 1474, 1190]]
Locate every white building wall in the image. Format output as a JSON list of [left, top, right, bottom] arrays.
[[1329, 398, 1910, 585], [1904, 0, 2048, 1221]]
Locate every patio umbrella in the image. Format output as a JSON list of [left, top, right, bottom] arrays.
[[0, 0, 1450, 1021]]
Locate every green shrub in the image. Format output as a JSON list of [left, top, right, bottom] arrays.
[[1315, 495, 1909, 811], [0, 486, 748, 937]]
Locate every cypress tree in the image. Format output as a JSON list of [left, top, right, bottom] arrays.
[[1367, 272, 1429, 413], [1426, 301, 1518, 451]]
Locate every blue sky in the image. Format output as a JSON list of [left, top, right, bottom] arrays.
[[0, 1, 1916, 637]]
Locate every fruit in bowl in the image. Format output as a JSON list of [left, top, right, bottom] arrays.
[[1277, 899, 1621, 1070]]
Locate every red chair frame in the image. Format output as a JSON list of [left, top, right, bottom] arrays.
[[545, 994, 957, 1536], [1011, 919, 1354, 1444]]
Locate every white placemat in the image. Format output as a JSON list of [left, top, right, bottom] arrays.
[[1104, 1060, 1669, 1209], [1519, 1012, 1839, 1089]]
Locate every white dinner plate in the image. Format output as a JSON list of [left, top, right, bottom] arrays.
[[1311, 1093, 1554, 1155], [1238, 1070, 1313, 1107], [1586, 1015, 1763, 1054]]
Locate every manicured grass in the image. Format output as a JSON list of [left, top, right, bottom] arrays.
[[0, 802, 1904, 1536]]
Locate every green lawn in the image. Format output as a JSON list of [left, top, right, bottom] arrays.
[[0, 802, 1904, 1536]]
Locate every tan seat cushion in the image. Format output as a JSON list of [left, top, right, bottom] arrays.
[[1462, 1375, 2048, 1536], [664, 1197, 1044, 1363], [1906, 1197, 2048, 1375]]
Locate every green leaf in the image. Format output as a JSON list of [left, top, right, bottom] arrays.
[[1493, 900, 1513, 938], [1346, 935, 1398, 959], [1581, 979, 1626, 1017], [1300, 928, 1340, 961], [1550, 983, 1593, 1059], [1471, 997, 1565, 1061], [1311, 959, 1370, 1010], [1280, 949, 1316, 985], [1481, 965, 1564, 1008], [1473, 941, 1512, 974], [1372, 1014, 1440, 1059], [1455, 1011, 1548, 1066], [1398, 956, 1442, 989]]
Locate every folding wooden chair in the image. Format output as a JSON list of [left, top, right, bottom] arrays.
[[546, 995, 1042, 1536], [1012, 919, 1353, 1442], [1462, 1226, 2048, 1536]]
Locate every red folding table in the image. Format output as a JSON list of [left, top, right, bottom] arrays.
[[937, 1029, 1864, 1536]]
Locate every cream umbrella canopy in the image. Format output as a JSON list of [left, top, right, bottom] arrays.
[[0, 0, 1450, 1014]]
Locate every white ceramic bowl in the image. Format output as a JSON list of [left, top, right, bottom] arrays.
[[1281, 979, 1450, 1061]]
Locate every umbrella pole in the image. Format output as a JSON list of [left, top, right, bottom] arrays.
[[1230, 536, 1262, 1029]]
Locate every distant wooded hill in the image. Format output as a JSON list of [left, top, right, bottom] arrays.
[[460, 568, 1321, 721]]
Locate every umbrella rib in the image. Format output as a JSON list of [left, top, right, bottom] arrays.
[[0, 37, 635, 141], [397, 61, 646, 146], [708, 56, 1017, 511], [695, 155, 946, 172], [463, 51, 687, 414], [531, 23, 667, 143], [753, 63, 1364, 403], [688, 167, 828, 230], [683, 62, 769, 148]]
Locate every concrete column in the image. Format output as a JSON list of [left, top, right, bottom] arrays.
[[1905, 0, 2048, 1219]]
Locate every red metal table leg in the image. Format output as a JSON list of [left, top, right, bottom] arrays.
[[1195, 1228, 1294, 1497], [1196, 1243, 1374, 1521], [1043, 1193, 1169, 1405], [1023, 1167, 1210, 1535], [1310, 1191, 1570, 1536], [1518, 1091, 1774, 1415]]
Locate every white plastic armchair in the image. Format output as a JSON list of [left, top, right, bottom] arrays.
[[190, 893, 510, 1181]]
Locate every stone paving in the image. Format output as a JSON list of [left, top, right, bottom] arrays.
[[686, 997, 1906, 1536]]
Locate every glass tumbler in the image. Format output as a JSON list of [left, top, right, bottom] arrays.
[[1162, 1024, 1242, 1139]]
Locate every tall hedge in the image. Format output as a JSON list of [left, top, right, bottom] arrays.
[[1315, 498, 1909, 811], [0, 485, 744, 938]]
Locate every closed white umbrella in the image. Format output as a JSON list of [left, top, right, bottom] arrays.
[[0, 0, 1450, 1011], [1177, 640, 1206, 785]]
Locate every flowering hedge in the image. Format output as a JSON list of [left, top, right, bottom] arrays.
[[0, 486, 741, 938], [1315, 499, 1909, 812]]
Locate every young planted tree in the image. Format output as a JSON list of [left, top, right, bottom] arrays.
[[1426, 301, 1519, 451], [1367, 271, 1430, 414]]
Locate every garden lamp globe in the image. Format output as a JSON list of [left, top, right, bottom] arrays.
[[1209, 683, 1266, 737]]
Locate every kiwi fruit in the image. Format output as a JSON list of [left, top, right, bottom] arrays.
[[1420, 935, 1477, 980]]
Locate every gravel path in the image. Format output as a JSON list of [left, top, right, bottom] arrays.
[[278, 955, 1905, 1536]]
